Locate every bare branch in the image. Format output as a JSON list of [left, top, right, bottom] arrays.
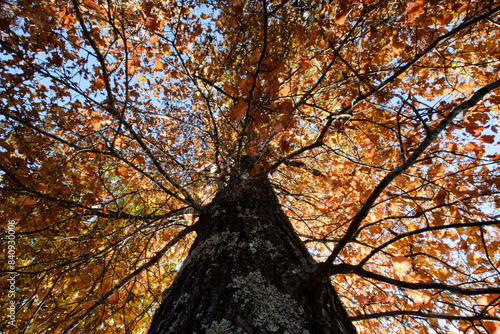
[[60, 225, 196, 334]]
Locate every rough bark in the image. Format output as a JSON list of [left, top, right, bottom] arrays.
[[147, 175, 357, 334]]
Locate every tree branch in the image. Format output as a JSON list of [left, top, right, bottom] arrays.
[[358, 220, 500, 267], [321, 78, 500, 268], [331, 263, 500, 296], [350, 310, 500, 322], [60, 225, 196, 334]]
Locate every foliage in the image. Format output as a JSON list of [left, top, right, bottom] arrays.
[[1, 0, 500, 333]]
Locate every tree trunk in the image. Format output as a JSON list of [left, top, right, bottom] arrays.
[[147, 176, 357, 334]]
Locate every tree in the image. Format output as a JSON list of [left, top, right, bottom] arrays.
[[1, 0, 500, 332]]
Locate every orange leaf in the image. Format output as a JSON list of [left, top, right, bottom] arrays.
[[405, 289, 432, 307], [414, 270, 433, 283], [477, 294, 500, 316], [278, 99, 294, 116], [335, 0, 349, 25], [153, 60, 164, 71], [405, 0, 425, 22], [335, 11, 347, 25], [465, 121, 483, 137], [458, 81, 474, 95], [484, 321, 500, 334], [84, 0, 100, 12], [428, 164, 444, 180], [377, 294, 396, 304], [223, 83, 235, 96], [433, 189, 447, 205], [116, 166, 130, 177], [437, 13, 453, 26], [392, 256, 412, 279], [106, 293, 120, 305]]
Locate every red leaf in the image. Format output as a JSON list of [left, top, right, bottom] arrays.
[[479, 135, 495, 144], [52, 53, 63, 67], [229, 99, 248, 122], [278, 100, 294, 116]]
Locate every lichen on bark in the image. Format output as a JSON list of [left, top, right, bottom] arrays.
[[147, 176, 357, 334], [230, 271, 309, 333]]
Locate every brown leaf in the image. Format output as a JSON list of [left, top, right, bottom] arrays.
[[405, 0, 425, 21], [479, 135, 495, 144]]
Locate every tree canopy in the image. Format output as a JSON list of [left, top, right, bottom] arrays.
[[1, 0, 500, 333]]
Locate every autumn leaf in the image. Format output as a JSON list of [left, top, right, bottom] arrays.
[[2, 0, 500, 332], [392, 256, 412, 279], [116, 166, 130, 177], [477, 294, 500, 316], [229, 98, 248, 122], [106, 293, 120, 305], [427, 164, 444, 180], [137, 75, 148, 84], [479, 135, 495, 144], [484, 321, 500, 334], [405, 289, 433, 307], [84, 0, 101, 12], [153, 59, 164, 71], [51, 53, 63, 67], [458, 81, 475, 95], [405, 0, 425, 22], [433, 189, 447, 205], [17, 197, 38, 205], [335, 0, 350, 25]]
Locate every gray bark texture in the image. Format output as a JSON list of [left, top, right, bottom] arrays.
[[147, 175, 357, 334]]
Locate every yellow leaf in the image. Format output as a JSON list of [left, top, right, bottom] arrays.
[[392, 256, 412, 279]]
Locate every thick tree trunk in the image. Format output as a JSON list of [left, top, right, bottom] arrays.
[[148, 176, 357, 334]]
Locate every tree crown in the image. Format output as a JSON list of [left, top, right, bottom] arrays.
[[1, 0, 500, 332]]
